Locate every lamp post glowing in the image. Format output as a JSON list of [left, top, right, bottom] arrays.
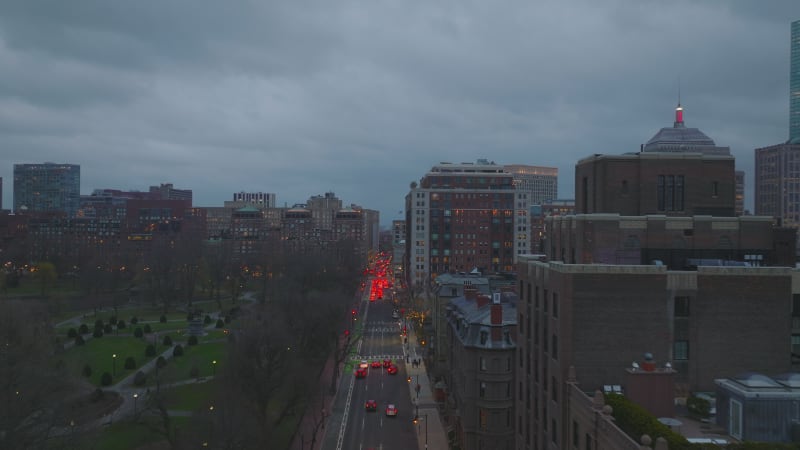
[[133, 393, 138, 414], [112, 354, 117, 377], [212, 360, 217, 377]]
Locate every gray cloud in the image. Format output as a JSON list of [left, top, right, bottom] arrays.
[[0, 0, 796, 222]]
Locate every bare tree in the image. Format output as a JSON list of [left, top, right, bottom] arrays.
[[0, 301, 79, 450]]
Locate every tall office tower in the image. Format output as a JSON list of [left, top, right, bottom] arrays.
[[232, 192, 276, 208], [306, 192, 342, 232], [791, 20, 800, 143], [13, 163, 80, 216], [404, 160, 528, 292], [504, 165, 558, 204], [755, 143, 800, 226]]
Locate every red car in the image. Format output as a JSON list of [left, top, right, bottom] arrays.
[[387, 365, 398, 375], [385, 404, 398, 417], [365, 399, 377, 411], [355, 368, 367, 378], [371, 360, 382, 369], [383, 359, 392, 368]]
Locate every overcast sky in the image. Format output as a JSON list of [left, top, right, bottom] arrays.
[[1, 0, 797, 225]]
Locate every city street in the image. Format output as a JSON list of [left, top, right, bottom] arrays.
[[321, 296, 418, 450]]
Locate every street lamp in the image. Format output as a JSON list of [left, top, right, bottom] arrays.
[[212, 360, 217, 377], [412, 414, 429, 450], [112, 354, 117, 377], [133, 393, 138, 415]]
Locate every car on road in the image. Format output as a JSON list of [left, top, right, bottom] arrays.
[[383, 359, 392, 368], [365, 399, 377, 411], [385, 404, 398, 417], [387, 365, 398, 375], [355, 368, 367, 378], [371, 360, 382, 368], [391, 311, 399, 319], [359, 360, 369, 369]]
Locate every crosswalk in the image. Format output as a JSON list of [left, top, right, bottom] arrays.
[[351, 354, 404, 361], [365, 327, 402, 333]]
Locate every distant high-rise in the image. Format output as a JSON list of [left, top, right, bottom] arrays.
[[791, 20, 800, 143], [405, 160, 528, 291], [149, 183, 192, 203], [13, 163, 80, 215], [755, 143, 800, 226], [735, 170, 745, 215], [504, 164, 558, 204], [232, 191, 276, 208]]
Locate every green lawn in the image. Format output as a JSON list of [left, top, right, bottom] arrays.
[[158, 342, 227, 382], [64, 336, 155, 386], [163, 380, 216, 411]]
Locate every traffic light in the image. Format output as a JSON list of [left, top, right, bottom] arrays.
[[351, 309, 357, 315], [344, 330, 350, 337]]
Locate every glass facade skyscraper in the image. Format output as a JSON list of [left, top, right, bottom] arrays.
[[13, 163, 81, 216], [791, 20, 800, 143]]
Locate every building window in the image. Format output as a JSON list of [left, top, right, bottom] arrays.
[[551, 376, 557, 402], [552, 293, 558, 318], [480, 357, 487, 371], [552, 335, 558, 360], [712, 181, 719, 197], [480, 382, 486, 398], [658, 174, 685, 211], [621, 179, 629, 194], [573, 421, 579, 447], [674, 296, 690, 317], [479, 409, 488, 430], [674, 340, 689, 360], [480, 331, 489, 345]]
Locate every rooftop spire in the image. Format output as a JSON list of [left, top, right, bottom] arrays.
[[674, 81, 684, 128]]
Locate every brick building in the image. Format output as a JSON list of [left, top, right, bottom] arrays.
[[515, 257, 793, 449]]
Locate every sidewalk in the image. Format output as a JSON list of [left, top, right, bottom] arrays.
[[405, 323, 448, 450]]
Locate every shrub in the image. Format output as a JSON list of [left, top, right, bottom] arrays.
[[100, 372, 113, 386], [94, 319, 104, 329], [156, 356, 167, 369], [79, 324, 89, 334], [187, 335, 198, 346], [159, 315, 167, 323], [162, 335, 173, 346], [103, 324, 112, 333], [82, 364, 92, 378], [124, 356, 136, 370], [74, 335, 85, 346], [189, 365, 199, 378], [204, 315, 212, 324], [67, 328, 77, 338], [215, 319, 224, 328], [133, 371, 147, 386], [143, 324, 152, 333], [687, 395, 711, 419], [173, 344, 184, 357], [130, 317, 138, 325], [605, 394, 688, 450], [134, 327, 143, 338], [186, 313, 193, 321], [109, 316, 118, 325], [145, 344, 156, 357], [117, 320, 126, 330], [93, 328, 103, 338]]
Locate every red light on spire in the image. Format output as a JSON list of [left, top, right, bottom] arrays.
[[676, 104, 683, 124]]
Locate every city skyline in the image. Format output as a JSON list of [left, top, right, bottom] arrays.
[[0, 1, 796, 224]]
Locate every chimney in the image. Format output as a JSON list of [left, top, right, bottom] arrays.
[[476, 294, 490, 308], [463, 280, 477, 300], [491, 293, 502, 325], [491, 293, 503, 341], [642, 352, 656, 372]]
